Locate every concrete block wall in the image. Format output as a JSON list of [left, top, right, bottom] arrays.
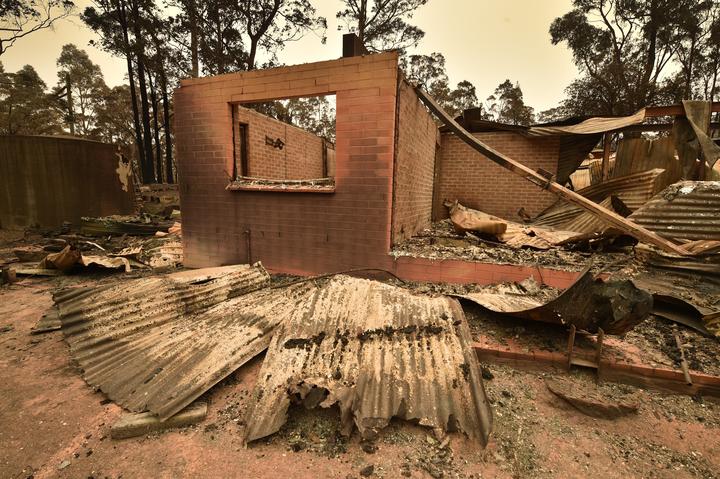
[[434, 132, 560, 220], [233, 105, 327, 180], [174, 52, 400, 272], [391, 79, 439, 244]]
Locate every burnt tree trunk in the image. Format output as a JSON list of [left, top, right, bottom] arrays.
[[149, 73, 163, 183], [117, 0, 145, 176], [130, 0, 156, 183], [159, 66, 174, 183]]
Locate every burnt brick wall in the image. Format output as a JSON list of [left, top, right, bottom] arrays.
[[233, 105, 326, 180], [391, 79, 438, 244], [434, 132, 560, 220], [174, 53, 399, 273]]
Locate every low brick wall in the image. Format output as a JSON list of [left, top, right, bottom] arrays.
[[435, 132, 560, 221], [233, 105, 327, 180]]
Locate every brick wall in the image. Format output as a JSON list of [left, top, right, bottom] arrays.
[[233, 105, 327, 180], [434, 132, 560, 220], [391, 79, 438, 244], [174, 53, 399, 272]]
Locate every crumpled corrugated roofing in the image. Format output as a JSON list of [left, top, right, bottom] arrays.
[[575, 168, 670, 211], [629, 181, 720, 240], [531, 197, 620, 236], [452, 108, 646, 137], [533, 169, 669, 232], [240, 275, 493, 446], [528, 109, 646, 136], [454, 267, 652, 335], [55, 264, 318, 421]]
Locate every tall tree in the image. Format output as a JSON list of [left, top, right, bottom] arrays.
[[448, 80, 480, 117], [400, 52, 479, 117], [285, 96, 336, 140], [486, 80, 534, 126], [0, 0, 74, 55], [550, 0, 711, 115], [128, 0, 156, 182], [0, 64, 63, 134], [94, 84, 136, 145], [83, 0, 150, 181], [196, 0, 245, 74], [336, 0, 428, 53], [55, 44, 108, 136], [238, 0, 326, 70]]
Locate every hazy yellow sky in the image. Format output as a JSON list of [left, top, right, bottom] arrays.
[[2, 0, 578, 111]]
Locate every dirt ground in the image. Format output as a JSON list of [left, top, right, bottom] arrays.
[[2, 269, 720, 479]]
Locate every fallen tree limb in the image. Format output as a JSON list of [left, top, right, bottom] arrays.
[[414, 86, 689, 256]]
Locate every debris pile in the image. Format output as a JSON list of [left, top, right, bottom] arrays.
[[1, 214, 185, 278], [240, 275, 492, 446], [454, 266, 652, 335], [53, 268, 493, 445]]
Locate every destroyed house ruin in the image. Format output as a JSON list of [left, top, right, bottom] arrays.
[[175, 48, 582, 283], [175, 49, 440, 276], [174, 45, 720, 284]]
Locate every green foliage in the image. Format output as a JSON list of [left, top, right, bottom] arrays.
[[486, 79, 534, 126], [54, 44, 108, 136], [550, 0, 720, 115], [400, 52, 481, 118], [336, 0, 428, 53], [93, 85, 136, 145], [165, 0, 327, 75], [0, 63, 63, 135], [246, 95, 336, 141]]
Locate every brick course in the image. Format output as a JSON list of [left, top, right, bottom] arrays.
[[434, 132, 560, 220], [391, 80, 438, 244], [233, 105, 328, 180], [175, 53, 400, 272]]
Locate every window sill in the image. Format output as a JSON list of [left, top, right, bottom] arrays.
[[227, 178, 336, 193]]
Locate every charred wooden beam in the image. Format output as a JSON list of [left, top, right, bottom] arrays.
[[413, 85, 690, 256]]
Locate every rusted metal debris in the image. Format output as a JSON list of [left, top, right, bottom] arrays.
[[55, 264, 319, 421], [448, 202, 617, 250], [111, 235, 183, 269], [535, 168, 669, 229], [545, 377, 639, 419], [632, 271, 718, 337], [414, 85, 689, 256], [629, 181, 720, 241], [80, 215, 175, 236], [240, 275, 493, 446], [39, 244, 131, 273], [454, 267, 653, 335]]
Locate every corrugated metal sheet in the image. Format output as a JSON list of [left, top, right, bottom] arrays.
[[632, 275, 714, 336], [455, 268, 652, 334], [528, 109, 646, 136], [54, 264, 317, 421], [240, 276, 493, 446], [629, 181, 720, 240], [613, 136, 682, 183], [557, 134, 603, 185], [536, 169, 669, 230], [577, 168, 669, 211], [532, 169, 671, 235], [531, 197, 617, 235]]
